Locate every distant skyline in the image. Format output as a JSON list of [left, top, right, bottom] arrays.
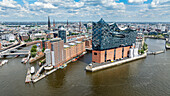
[[0, 0, 170, 22]]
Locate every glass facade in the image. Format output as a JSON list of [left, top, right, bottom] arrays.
[[92, 18, 137, 51], [59, 30, 67, 43]]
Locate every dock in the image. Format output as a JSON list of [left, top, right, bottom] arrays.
[[25, 69, 32, 83], [147, 50, 165, 55], [86, 52, 147, 72], [32, 74, 46, 83]]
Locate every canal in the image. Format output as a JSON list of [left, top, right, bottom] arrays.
[[0, 38, 170, 96]]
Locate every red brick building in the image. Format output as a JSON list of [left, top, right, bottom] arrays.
[[92, 46, 131, 63], [92, 50, 105, 63], [41, 38, 86, 67]]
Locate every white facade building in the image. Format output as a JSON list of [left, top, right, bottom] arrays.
[[45, 49, 52, 66], [129, 48, 134, 58], [6, 34, 15, 41], [133, 48, 139, 57]]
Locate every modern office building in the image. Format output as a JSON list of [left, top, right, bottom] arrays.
[[92, 18, 137, 63], [58, 27, 67, 43], [48, 16, 51, 30]]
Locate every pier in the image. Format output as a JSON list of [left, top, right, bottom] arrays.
[[86, 53, 147, 72], [147, 50, 165, 55], [144, 36, 166, 40]]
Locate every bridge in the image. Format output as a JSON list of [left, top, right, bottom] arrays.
[[0, 52, 29, 56], [0, 43, 26, 54], [0, 42, 28, 58], [0, 50, 30, 58]]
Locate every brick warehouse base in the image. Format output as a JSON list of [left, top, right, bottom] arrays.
[[92, 46, 132, 63]]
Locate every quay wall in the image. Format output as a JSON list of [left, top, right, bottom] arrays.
[[86, 53, 147, 72]]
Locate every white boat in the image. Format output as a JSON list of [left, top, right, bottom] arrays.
[[44, 66, 53, 70], [0, 60, 8, 67], [21, 58, 28, 64], [0, 62, 2, 67], [31, 66, 35, 74], [1, 60, 8, 65], [21, 58, 26, 63]]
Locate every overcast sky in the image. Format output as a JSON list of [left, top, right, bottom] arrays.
[[0, 0, 170, 22]]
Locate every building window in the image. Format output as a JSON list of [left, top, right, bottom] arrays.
[[94, 52, 97, 55]]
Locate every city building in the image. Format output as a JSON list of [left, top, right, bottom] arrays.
[[51, 39, 64, 67], [58, 27, 67, 43], [44, 49, 52, 66], [18, 32, 29, 41], [40, 37, 86, 67], [6, 34, 15, 41], [48, 16, 51, 30], [135, 32, 144, 50], [92, 19, 137, 63]]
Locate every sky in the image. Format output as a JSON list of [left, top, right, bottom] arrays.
[[0, 0, 170, 22]]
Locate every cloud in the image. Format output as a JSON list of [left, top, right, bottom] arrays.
[[0, 0, 169, 22], [30, 2, 58, 9], [151, 0, 170, 7], [101, 0, 125, 9], [0, 0, 21, 8], [128, 0, 147, 3]]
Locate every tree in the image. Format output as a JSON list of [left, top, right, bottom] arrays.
[[143, 43, 148, 51], [41, 38, 44, 40], [32, 45, 37, 49], [141, 50, 144, 54], [31, 52, 36, 57], [31, 48, 37, 52], [42, 47, 45, 52]]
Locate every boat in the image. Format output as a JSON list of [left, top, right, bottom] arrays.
[[63, 64, 67, 67], [15, 55, 19, 58], [72, 58, 78, 62], [1, 60, 8, 65], [71, 52, 87, 62], [21, 58, 26, 63], [59, 64, 67, 69], [24, 58, 29, 64], [31, 66, 35, 74], [44, 65, 53, 70], [21, 58, 28, 64], [0, 60, 8, 67]]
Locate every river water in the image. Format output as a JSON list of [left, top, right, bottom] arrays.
[[0, 38, 170, 96]]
